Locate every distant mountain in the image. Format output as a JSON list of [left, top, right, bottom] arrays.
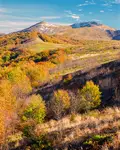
[[21, 21, 120, 40], [0, 33, 5, 37], [71, 21, 115, 31], [71, 21, 102, 28]]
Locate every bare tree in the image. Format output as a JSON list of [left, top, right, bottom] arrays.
[[49, 95, 64, 120], [69, 91, 80, 114]]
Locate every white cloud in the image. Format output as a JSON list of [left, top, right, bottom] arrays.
[[78, 3, 88, 7], [71, 15, 80, 19], [77, 0, 96, 7], [0, 21, 36, 33], [78, 9, 83, 12], [0, 21, 36, 27], [40, 16, 61, 20], [100, 10, 104, 13], [108, 9, 113, 11], [65, 10, 80, 20], [102, 3, 109, 6], [64, 10, 72, 14], [0, 8, 7, 13], [89, 12, 93, 15], [0, 14, 61, 21]]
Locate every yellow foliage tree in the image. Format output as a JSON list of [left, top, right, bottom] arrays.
[[21, 94, 46, 124], [50, 90, 70, 120], [0, 80, 16, 144], [7, 67, 32, 98], [81, 81, 101, 110], [54, 90, 70, 110]]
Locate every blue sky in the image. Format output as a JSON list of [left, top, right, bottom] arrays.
[[0, 0, 120, 33]]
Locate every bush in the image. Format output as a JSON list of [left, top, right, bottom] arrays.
[[63, 74, 72, 84], [22, 95, 46, 124], [29, 135, 53, 150], [83, 134, 113, 148], [2, 53, 10, 62], [80, 81, 101, 112], [50, 49, 67, 64], [26, 65, 49, 87]]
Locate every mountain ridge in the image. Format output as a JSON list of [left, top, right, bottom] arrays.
[[21, 21, 120, 40]]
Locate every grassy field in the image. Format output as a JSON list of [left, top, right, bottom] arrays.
[[50, 41, 120, 77], [28, 42, 70, 52]]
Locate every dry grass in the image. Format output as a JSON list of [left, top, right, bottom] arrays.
[[35, 107, 120, 149]]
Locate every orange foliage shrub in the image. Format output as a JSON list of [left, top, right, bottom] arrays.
[[50, 49, 67, 64], [26, 64, 49, 88]]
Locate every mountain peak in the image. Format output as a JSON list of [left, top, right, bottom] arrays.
[[39, 21, 47, 24], [33, 21, 58, 27], [22, 21, 59, 34]]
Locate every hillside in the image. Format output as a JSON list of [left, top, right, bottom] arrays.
[[1, 22, 120, 150]]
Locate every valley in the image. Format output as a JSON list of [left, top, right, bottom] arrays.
[[0, 21, 120, 150]]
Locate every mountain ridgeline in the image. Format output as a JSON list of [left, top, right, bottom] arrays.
[[22, 21, 120, 40]]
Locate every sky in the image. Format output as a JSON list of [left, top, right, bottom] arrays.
[[0, 0, 120, 33]]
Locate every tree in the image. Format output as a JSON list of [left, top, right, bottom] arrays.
[[80, 81, 101, 112], [0, 80, 16, 145], [50, 90, 70, 120], [7, 67, 32, 98], [22, 94, 46, 124], [69, 91, 80, 114]]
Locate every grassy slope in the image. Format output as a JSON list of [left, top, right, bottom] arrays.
[[50, 40, 120, 76], [28, 42, 70, 52]]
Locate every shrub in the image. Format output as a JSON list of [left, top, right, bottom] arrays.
[[50, 49, 67, 64], [29, 135, 53, 150], [83, 134, 113, 148], [63, 74, 72, 84], [26, 65, 49, 87], [7, 133, 23, 149], [2, 53, 10, 62], [80, 81, 101, 112], [22, 95, 46, 124], [70, 113, 76, 122]]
